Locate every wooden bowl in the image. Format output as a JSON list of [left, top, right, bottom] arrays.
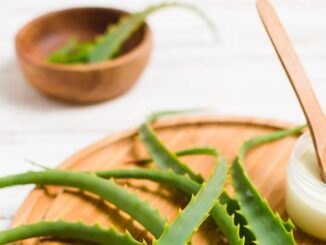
[[15, 7, 152, 104]]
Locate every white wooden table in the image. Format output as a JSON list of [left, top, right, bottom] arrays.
[[0, 0, 325, 230]]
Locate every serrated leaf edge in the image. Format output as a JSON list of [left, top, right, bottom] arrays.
[[0, 220, 144, 245]]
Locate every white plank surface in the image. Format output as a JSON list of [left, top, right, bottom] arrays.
[[0, 0, 326, 229]]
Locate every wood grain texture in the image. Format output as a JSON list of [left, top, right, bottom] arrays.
[[257, 0, 326, 182], [11, 116, 324, 244]]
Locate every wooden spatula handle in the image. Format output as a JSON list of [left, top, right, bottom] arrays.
[[257, 0, 326, 181]]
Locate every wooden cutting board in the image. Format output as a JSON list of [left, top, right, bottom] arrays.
[[11, 116, 323, 244]]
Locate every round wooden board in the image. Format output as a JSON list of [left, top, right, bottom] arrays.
[[11, 116, 324, 245]]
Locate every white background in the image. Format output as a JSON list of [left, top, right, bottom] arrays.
[[0, 0, 325, 229]]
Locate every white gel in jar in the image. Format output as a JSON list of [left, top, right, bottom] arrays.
[[286, 132, 326, 240]]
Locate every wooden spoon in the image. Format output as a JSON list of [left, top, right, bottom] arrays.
[[256, 0, 326, 182]]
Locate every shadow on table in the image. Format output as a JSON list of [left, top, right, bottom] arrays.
[[0, 60, 94, 112]]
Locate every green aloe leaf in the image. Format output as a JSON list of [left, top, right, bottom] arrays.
[[48, 39, 93, 64], [47, 38, 78, 63], [231, 126, 305, 245], [88, 2, 216, 63], [97, 168, 199, 196], [154, 156, 228, 245], [139, 114, 244, 244], [97, 167, 244, 245], [147, 109, 202, 124], [49, 3, 216, 64], [135, 147, 218, 165], [0, 170, 165, 238], [0, 221, 143, 245], [139, 121, 203, 183], [131, 144, 294, 236]]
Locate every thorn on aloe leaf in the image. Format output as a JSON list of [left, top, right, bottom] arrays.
[[230, 126, 304, 244], [154, 156, 228, 245], [48, 2, 217, 64], [0, 170, 166, 238], [139, 112, 245, 244], [0, 221, 144, 245]]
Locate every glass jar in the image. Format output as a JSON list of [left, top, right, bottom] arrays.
[[286, 132, 326, 240]]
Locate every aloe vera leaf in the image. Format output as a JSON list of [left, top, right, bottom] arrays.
[[140, 112, 219, 183], [97, 168, 199, 196], [89, 2, 216, 63], [97, 167, 244, 245], [140, 113, 245, 243], [147, 109, 202, 124], [66, 42, 93, 63], [133, 139, 247, 241], [219, 192, 255, 244], [154, 156, 228, 245], [48, 38, 78, 63], [237, 125, 305, 157], [231, 126, 305, 245], [0, 170, 165, 238], [283, 219, 295, 232], [139, 120, 244, 244], [0, 221, 143, 245], [135, 147, 218, 165], [132, 143, 293, 236], [174, 147, 218, 157], [142, 112, 249, 239], [48, 39, 94, 64], [139, 123, 203, 183], [143, 112, 298, 227]]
